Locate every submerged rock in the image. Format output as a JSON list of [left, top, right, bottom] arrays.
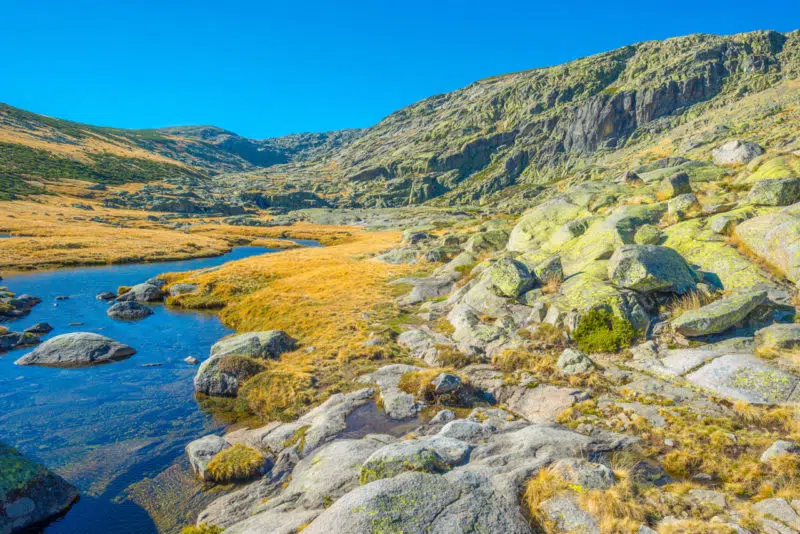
[[0, 441, 79, 532], [15, 333, 135, 367], [671, 290, 767, 337]]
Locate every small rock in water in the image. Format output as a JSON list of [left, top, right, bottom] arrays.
[[25, 322, 53, 334], [142, 363, 164, 367], [96, 291, 117, 301], [68, 322, 83, 326], [55, 295, 69, 301], [185, 356, 199, 365]]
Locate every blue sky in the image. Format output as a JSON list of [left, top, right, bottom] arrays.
[[3, 0, 798, 138]]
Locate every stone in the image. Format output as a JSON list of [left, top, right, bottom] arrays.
[[403, 230, 431, 245], [15, 332, 135, 367], [186, 435, 230, 480], [712, 140, 764, 165], [168, 283, 199, 297], [608, 245, 697, 294], [659, 171, 692, 199], [463, 230, 509, 254], [397, 328, 454, 366], [756, 323, 800, 354], [557, 348, 595, 375], [431, 373, 462, 394], [488, 258, 535, 298], [210, 330, 297, 360], [667, 193, 702, 220], [23, 322, 52, 334], [106, 300, 154, 320], [747, 178, 800, 206], [760, 440, 800, 463], [540, 494, 600, 534], [754, 498, 800, 530], [437, 419, 491, 443], [185, 356, 199, 365], [735, 204, 800, 285], [359, 437, 469, 483], [0, 332, 40, 352], [357, 364, 424, 419], [533, 255, 563, 283], [633, 224, 662, 245], [302, 471, 530, 534], [116, 282, 164, 302], [688, 489, 727, 508], [96, 291, 116, 300], [0, 442, 79, 532], [551, 458, 615, 490], [672, 291, 767, 336], [685, 354, 799, 405]]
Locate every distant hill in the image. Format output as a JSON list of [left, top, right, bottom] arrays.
[[1, 29, 799, 209]]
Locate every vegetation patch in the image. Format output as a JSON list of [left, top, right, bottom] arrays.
[[206, 443, 265, 483], [573, 309, 635, 353]]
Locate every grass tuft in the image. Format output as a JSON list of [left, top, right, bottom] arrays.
[[206, 443, 265, 483]]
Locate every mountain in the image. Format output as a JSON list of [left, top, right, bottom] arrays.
[[1, 30, 799, 209]]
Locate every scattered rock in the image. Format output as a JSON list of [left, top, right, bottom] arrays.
[[658, 171, 692, 199], [96, 291, 117, 300], [116, 282, 164, 303], [15, 333, 135, 367], [608, 245, 697, 294], [672, 290, 767, 337], [760, 440, 800, 463], [551, 458, 615, 490], [209, 330, 297, 360], [185, 356, 199, 365], [755, 323, 800, 354], [106, 301, 154, 321], [712, 140, 764, 165], [746, 178, 800, 207], [488, 258, 535, 298], [557, 348, 595, 375], [540, 494, 600, 534], [168, 283, 199, 297], [23, 322, 52, 334], [186, 435, 230, 480]]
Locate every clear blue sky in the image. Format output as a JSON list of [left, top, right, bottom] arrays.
[[2, 0, 798, 138]]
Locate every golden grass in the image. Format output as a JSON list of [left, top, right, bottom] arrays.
[[667, 290, 719, 319], [206, 443, 265, 482]]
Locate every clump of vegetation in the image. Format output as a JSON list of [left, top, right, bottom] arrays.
[[282, 425, 310, 454], [432, 317, 455, 336], [217, 354, 267, 381], [573, 309, 635, 353], [434, 344, 475, 368], [667, 290, 719, 319], [518, 323, 567, 348], [180, 524, 223, 534], [206, 443, 265, 483], [397, 368, 444, 399], [237, 366, 316, 422]]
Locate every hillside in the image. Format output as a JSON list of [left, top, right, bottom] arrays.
[[1, 30, 800, 212]]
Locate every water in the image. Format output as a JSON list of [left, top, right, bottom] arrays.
[[0, 246, 289, 533]]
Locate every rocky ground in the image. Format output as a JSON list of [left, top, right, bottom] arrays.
[[176, 136, 800, 534]]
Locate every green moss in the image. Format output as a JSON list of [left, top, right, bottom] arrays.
[[573, 309, 635, 353], [0, 442, 45, 495]]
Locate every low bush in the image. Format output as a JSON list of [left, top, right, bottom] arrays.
[[573, 309, 635, 353]]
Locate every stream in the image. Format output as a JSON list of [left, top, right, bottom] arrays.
[[0, 245, 299, 533]]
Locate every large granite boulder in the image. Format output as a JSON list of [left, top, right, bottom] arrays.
[[302, 471, 530, 534], [209, 330, 297, 360], [106, 301, 153, 321], [15, 333, 135, 367], [735, 203, 800, 285], [608, 245, 697, 294], [672, 291, 768, 337], [0, 442, 79, 533], [746, 177, 800, 206], [487, 258, 535, 298], [712, 140, 764, 165]]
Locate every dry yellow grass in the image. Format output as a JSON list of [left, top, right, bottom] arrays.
[[206, 443, 265, 482]]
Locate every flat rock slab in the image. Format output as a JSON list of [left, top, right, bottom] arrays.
[[686, 354, 800, 404], [15, 332, 135, 367], [672, 291, 767, 337]]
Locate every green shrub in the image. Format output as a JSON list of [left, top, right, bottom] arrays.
[[573, 309, 635, 353], [206, 443, 265, 483]]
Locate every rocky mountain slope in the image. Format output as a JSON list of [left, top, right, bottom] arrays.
[[2, 30, 799, 212]]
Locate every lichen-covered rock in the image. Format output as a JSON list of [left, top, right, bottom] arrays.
[[756, 323, 800, 354], [488, 258, 535, 298], [712, 140, 764, 165], [557, 348, 595, 375], [507, 198, 587, 253], [760, 440, 800, 463], [168, 283, 198, 297], [463, 230, 509, 254], [540, 494, 600, 533], [0, 442, 79, 533], [608, 245, 697, 294], [186, 435, 230, 480], [302, 471, 530, 534], [667, 193, 701, 220], [734, 203, 800, 285], [746, 177, 800, 206], [532, 255, 563, 282], [106, 301, 154, 321], [551, 458, 615, 490], [210, 330, 297, 360], [672, 290, 767, 336], [658, 171, 692, 199], [633, 224, 662, 245], [359, 437, 469, 483], [685, 354, 799, 405], [15, 333, 135, 367]]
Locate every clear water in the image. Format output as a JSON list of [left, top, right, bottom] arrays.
[[0, 246, 287, 533]]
